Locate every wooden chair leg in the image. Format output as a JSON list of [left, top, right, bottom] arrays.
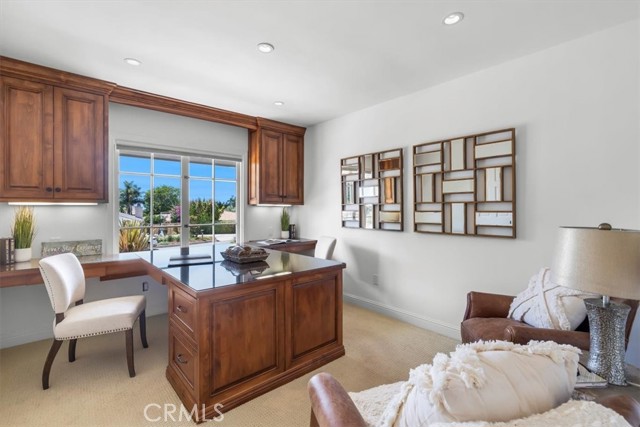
[[68, 339, 77, 362], [42, 340, 63, 390], [139, 310, 148, 348], [126, 329, 135, 377]]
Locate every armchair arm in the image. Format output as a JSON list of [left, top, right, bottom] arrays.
[[504, 325, 590, 350], [463, 291, 515, 321], [596, 395, 640, 427], [308, 373, 367, 427]]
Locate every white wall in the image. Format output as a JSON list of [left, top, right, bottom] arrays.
[[299, 21, 640, 366], [0, 104, 283, 348]]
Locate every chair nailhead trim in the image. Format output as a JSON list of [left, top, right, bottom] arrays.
[[57, 326, 134, 341]]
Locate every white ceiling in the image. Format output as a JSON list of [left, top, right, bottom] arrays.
[[1, 1, 638, 127]]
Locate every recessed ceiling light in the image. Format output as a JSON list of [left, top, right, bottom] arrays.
[[443, 12, 464, 25], [124, 57, 142, 66], [257, 42, 275, 53], [273, 101, 285, 106]]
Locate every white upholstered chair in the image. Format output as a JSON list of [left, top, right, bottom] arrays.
[[39, 253, 148, 389], [314, 236, 337, 260]]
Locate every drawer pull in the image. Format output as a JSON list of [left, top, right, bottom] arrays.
[[46, 187, 53, 192], [176, 305, 187, 313], [176, 354, 188, 364]]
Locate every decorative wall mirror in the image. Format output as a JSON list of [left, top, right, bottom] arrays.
[[412, 128, 516, 238], [341, 148, 403, 231]]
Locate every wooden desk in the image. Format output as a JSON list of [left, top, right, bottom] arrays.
[[0, 246, 345, 422], [0, 253, 150, 288], [245, 238, 316, 256], [144, 247, 345, 421]]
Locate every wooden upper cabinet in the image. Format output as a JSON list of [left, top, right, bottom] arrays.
[[53, 87, 105, 200], [0, 76, 54, 199], [0, 57, 113, 202], [248, 118, 305, 205]]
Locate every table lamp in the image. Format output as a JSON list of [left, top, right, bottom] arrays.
[[550, 223, 640, 385]]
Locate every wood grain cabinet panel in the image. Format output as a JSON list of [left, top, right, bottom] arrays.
[[210, 288, 283, 393], [0, 76, 54, 199], [0, 59, 111, 202], [53, 87, 105, 200], [163, 263, 344, 420], [282, 133, 303, 202], [248, 118, 305, 205], [291, 276, 337, 361]]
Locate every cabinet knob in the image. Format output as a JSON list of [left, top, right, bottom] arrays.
[[176, 354, 188, 364], [176, 305, 187, 313], [54, 187, 61, 192], [46, 187, 53, 192]]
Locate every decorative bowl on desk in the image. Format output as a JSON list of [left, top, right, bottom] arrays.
[[221, 245, 269, 264]]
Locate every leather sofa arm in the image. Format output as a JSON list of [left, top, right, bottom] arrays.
[[505, 325, 590, 350], [597, 395, 640, 427], [463, 291, 514, 320], [308, 373, 367, 427]]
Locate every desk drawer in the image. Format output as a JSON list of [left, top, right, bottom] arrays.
[[169, 325, 196, 391], [169, 285, 196, 337]]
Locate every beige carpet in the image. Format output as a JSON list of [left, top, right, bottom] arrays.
[[0, 303, 458, 426]]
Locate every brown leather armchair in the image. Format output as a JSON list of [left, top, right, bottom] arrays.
[[307, 372, 640, 427], [460, 291, 638, 351]]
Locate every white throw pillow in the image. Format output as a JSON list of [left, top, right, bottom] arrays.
[[380, 341, 580, 427], [508, 268, 594, 330]]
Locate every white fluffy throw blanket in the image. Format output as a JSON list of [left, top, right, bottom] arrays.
[[348, 341, 631, 427]]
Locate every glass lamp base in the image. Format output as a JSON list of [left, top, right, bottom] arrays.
[[584, 298, 631, 386]]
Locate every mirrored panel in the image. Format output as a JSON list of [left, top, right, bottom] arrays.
[[344, 182, 355, 204], [363, 204, 374, 229], [413, 128, 515, 238], [475, 140, 512, 159], [415, 211, 442, 224], [485, 167, 502, 201], [341, 148, 404, 231], [379, 211, 401, 223], [383, 177, 395, 203], [442, 179, 474, 194], [451, 138, 465, 171], [476, 212, 513, 226], [451, 203, 466, 234], [363, 155, 373, 179], [414, 151, 441, 166]]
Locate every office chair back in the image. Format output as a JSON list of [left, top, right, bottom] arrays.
[[315, 236, 337, 260], [40, 253, 86, 314]]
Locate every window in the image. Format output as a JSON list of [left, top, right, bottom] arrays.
[[117, 149, 239, 253]]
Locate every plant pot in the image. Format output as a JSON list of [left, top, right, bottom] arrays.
[[14, 248, 32, 263], [281, 231, 289, 239]]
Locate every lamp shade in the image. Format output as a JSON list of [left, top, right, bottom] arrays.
[[550, 226, 640, 300]]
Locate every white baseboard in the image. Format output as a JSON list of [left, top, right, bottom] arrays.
[[343, 293, 461, 341], [0, 330, 54, 349]]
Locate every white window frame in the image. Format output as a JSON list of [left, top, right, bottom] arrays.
[[111, 139, 245, 254]]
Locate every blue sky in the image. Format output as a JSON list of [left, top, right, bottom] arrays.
[[119, 155, 237, 203]]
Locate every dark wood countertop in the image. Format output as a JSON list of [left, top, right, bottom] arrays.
[[0, 242, 341, 290]]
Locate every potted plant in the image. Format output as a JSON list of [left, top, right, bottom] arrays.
[[11, 206, 36, 262], [280, 207, 290, 239]]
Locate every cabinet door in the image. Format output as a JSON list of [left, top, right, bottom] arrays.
[[53, 87, 106, 201], [287, 272, 341, 368], [208, 286, 285, 396], [282, 133, 303, 204], [0, 77, 54, 199], [259, 130, 284, 203]]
